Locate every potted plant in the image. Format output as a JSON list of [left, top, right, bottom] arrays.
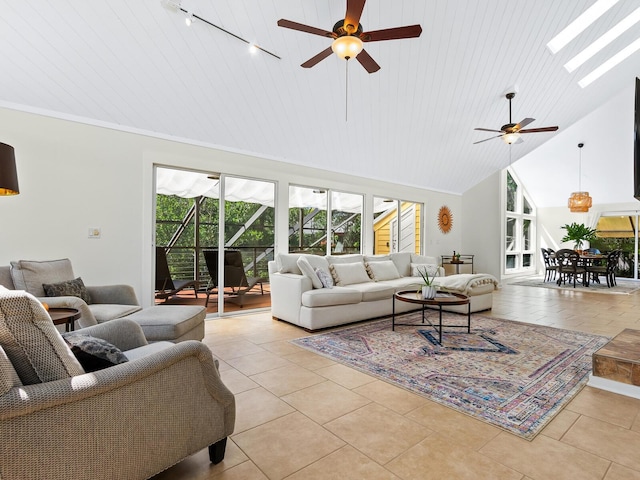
[[560, 222, 597, 251], [416, 266, 438, 299]]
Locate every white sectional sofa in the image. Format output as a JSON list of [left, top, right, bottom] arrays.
[[268, 252, 499, 331]]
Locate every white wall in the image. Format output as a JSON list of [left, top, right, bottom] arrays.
[[0, 107, 463, 306], [461, 171, 501, 279]]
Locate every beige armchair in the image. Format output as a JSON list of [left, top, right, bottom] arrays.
[[0, 259, 142, 328], [0, 287, 235, 480]]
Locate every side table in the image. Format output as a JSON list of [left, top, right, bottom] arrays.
[[48, 307, 81, 332]]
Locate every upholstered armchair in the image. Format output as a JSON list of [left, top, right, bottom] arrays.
[[0, 258, 142, 328], [0, 287, 235, 480]]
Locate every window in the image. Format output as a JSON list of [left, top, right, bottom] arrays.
[[288, 186, 328, 254], [331, 191, 362, 254], [504, 170, 536, 273], [373, 197, 423, 255], [288, 186, 363, 255]]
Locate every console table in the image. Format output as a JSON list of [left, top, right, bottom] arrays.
[[441, 254, 474, 275]]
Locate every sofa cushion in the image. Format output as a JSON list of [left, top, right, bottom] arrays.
[[346, 283, 396, 302], [43, 277, 92, 304], [326, 254, 364, 265], [330, 262, 371, 286], [10, 258, 75, 297], [126, 305, 205, 342], [389, 252, 412, 277], [89, 304, 142, 323], [276, 253, 302, 274], [411, 263, 440, 278], [411, 254, 438, 266], [63, 333, 129, 372], [297, 257, 323, 289], [315, 268, 334, 288], [301, 287, 362, 308], [0, 286, 84, 384], [123, 341, 176, 361], [364, 255, 391, 263], [305, 255, 331, 271], [366, 260, 401, 281]]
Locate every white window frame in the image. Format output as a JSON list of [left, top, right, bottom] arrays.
[[503, 168, 536, 275]]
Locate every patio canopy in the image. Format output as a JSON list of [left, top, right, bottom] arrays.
[[156, 167, 394, 213]]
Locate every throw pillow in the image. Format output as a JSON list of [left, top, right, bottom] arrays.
[[365, 260, 401, 281], [63, 333, 128, 372], [411, 263, 440, 278], [315, 268, 334, 289], [0, 287, 84, 385], [329, 262, 371, 286], [297, 257, 323, 289], [42, 277, 92, 304]]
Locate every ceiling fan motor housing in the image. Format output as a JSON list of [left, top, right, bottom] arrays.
[[333, 20, 363, 37]]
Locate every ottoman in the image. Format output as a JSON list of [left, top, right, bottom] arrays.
[[127, 305, 206, 342]]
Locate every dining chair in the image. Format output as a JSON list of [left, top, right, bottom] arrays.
[[541, 248, 558, 282], [555, 249, 586, 288], [587, 250, 620, 287]]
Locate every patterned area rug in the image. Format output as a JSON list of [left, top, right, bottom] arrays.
[[509, 276, 640, 295], [292, 313, 609, 440]]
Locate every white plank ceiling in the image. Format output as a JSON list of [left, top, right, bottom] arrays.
[[0, 0, 639, 201]]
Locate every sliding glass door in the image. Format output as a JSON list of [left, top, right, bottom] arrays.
[[155, 166, 275, 314]]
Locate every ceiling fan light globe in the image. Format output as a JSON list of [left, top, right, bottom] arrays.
[[502, 132, 521, 144], [331, 35, 363, 60]]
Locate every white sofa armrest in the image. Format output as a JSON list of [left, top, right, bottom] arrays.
[[269, 272, 312, 324]]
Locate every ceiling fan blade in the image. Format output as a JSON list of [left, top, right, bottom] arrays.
[[519, 126, 559, 133], [355, 49, 380, 73], [514, 118, 535, 130], [301, 47, 334, 68], [345, 0, 366, 31], [277, 19, 335, 38], [361, 25, 422, 42], [474, 127, 504, 133], [473, 134, 503, 145]]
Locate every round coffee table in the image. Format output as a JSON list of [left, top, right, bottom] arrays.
[[48, 307, 81, 332], [392, 290, 471, 344]]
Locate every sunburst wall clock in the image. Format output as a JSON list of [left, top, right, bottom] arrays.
[[438, 206, 453, 234]]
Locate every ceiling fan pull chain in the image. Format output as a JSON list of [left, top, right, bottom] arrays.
[[345, 60, 349, 122]]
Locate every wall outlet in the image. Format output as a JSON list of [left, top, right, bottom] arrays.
[[88, 228, 101, 239]]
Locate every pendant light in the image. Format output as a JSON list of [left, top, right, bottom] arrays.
[[568, 142, 592, 212]]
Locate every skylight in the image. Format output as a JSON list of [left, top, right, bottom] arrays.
[[547, 0, 620, 54], [564, 6, 640, 72], [578, 37, 640, 87]]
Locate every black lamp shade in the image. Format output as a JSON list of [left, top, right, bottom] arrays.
[[0, 142, 19, 195]]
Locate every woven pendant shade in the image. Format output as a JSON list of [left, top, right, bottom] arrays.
[[568, 191, 592, 212], [568, 143, 590, 212]]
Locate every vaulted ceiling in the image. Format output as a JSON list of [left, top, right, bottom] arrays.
[[1, 0, 638, 200]]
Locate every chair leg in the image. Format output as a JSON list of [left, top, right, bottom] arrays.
[[209, 438, 227, 464]]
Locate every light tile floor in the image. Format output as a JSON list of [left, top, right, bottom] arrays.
[[152, 282, 640, 480]]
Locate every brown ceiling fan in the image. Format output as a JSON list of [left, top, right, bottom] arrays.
[[277, 0, 422, 73], [473, 92, 559, 144]]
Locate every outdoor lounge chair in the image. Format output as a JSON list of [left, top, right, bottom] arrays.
[[203, 249, 263, 307], [155, 247, 200, 302]]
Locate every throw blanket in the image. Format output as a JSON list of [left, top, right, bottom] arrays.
[[433, 273, 499, 294]]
